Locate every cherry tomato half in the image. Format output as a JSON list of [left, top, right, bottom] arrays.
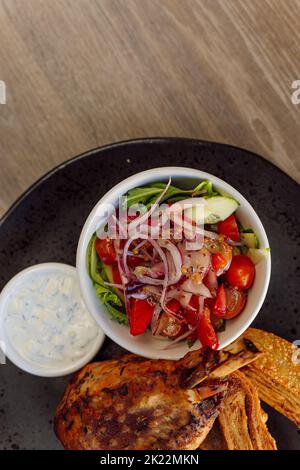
[[224, 255, 255, 290], [95, 237, 116, 265], [166, 298, 182, 316], [198, 307, 219, 350], [224, 287, 246, 319], [129, 298, 155, 336], [185, 295, 200, 326], [213, 284, 227, 317], [211, 241, 232, 276], [159, 312, 185, 338], [218, 214, 239, 241], [212, 252, 226, 273]]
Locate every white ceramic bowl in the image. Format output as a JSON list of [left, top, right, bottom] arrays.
[[76, 167, 271, 360], [0, 263, 105, 377]]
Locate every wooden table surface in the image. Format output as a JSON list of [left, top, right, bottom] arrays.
[[0, 0, 299, 217]]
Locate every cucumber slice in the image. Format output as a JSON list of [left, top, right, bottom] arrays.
[[241, 232, 259, 248], [203, 196, 239, 224], [247, 248, 270, 264], [185, 196, 239, 224]]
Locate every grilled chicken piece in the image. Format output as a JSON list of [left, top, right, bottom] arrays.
[[218, 371, 277, 450], [55, 354, 226, 450], [55, 338, 261, 450], [242, 328, 300, 427]]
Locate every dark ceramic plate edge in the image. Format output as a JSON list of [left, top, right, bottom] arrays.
[[1, 137, 298, 227]]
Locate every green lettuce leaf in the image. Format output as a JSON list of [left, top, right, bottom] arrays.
[[87, 235, 127, 325], [124, 179, 219, 209], [94, 283, 123, 308]]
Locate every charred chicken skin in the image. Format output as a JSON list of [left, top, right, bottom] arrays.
[[55, 338, 260, 450]]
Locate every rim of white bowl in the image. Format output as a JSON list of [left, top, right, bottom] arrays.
[[0, 263, 105, 377], [76, 167, 271, 358]]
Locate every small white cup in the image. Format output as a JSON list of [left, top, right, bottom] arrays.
[[0, 263, 105, 376]]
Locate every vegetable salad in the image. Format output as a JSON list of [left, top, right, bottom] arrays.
[[87, 179, 268, 349]]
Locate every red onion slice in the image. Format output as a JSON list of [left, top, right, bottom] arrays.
[[204, 269, 218, 297], [165, 289, 192, 310], [103, 281, 125, 290], [113, 239, 131, 319], [134, 262, 164, 278], [227, 239, 243, 246], [113, 239, 129, 285], [158, 240, 182, 285], [122, 237, 135, 278], [151, 303, 162, 335], [128, 178, 171, 237], [184, 233, 204, 251], [165, 288, 179, 299], [130, 291, 149, 300], [178, 291, 193, 309], [133, 274, 164, 286], [133, 239, 148, 251], [166, 251, 175, 280], [181, 278, 212, 298], [136, 238, 169, 307], [203, 230, 220, 240]]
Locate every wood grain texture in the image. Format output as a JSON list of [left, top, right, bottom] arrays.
[[0, 0, 299, 216]]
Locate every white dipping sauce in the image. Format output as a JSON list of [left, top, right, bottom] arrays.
[[4, 271, 99, 369]]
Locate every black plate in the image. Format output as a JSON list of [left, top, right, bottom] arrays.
[[0, 138, 299, 450]]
